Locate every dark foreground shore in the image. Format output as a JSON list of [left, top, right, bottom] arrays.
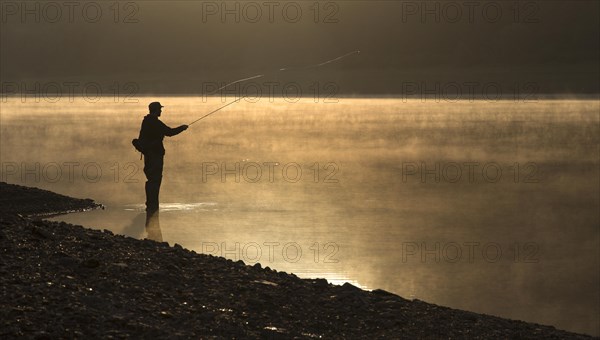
[[0, 182, 594, 339]]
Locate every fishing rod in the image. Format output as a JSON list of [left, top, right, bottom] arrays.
[[187, 50, 361, 126], [189, 95, 246, 126]]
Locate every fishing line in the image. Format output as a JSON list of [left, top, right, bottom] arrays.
[[189, 50, 360, 126], [213, 50, 360, 93], [280, 50, 360, 71]]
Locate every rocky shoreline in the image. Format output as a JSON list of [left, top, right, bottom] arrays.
[[0, 182, 595, 339]]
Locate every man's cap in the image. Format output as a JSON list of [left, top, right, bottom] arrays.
[[149, 102, 164, 111]]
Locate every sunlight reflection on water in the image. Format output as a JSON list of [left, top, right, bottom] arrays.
[[123, 203, 218, 212], [1, 97, 598, 335]]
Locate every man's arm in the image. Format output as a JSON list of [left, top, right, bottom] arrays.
[[159, 121, 188, 137]]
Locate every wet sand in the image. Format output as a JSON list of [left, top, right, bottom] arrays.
[[0, 182, 595, 338]]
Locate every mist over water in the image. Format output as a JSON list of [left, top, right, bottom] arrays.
[[1, 97, 598, 335]]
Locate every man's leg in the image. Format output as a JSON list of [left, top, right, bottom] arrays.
[[144, 154, 164, 212]]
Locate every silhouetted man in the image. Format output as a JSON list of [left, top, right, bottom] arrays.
[[138, 102, 188, 212]]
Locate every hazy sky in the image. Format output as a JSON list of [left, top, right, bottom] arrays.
[[1, 1, 598, 95]]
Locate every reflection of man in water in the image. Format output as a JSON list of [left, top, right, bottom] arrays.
[[138, 102, 188, 212], [145, 211, 163, 242]]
